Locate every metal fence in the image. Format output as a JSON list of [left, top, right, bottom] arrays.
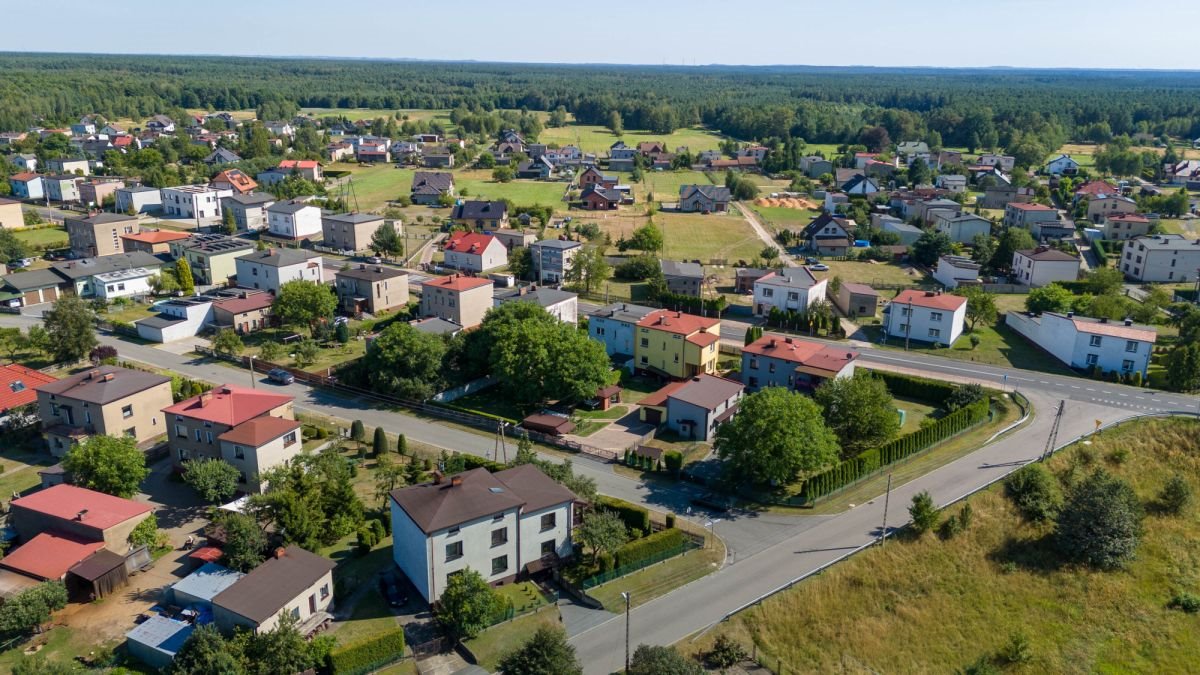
[[580, 540, 700, 589]]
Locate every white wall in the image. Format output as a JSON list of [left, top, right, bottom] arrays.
[[390, 502, 432, 602], [933, 260, 979, 289], [268, 207, 322, 239], [1013, 255, 1079, 287], [219, 428, 300, 494], [235, 259, 324, 293], [886, 302, 965, 346], [1005, 312, 1152, 376], [136, 300, 214, 343], [96, 274, 154, 299], [215, 570, 333, 634], [753, 279, 827, 316], [516, 503, 573, 567], [427, 509, 520, 602]]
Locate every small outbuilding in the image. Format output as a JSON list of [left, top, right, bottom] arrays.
[[520, 413, 576, 436], [125, 615, 195, 670], [171, 562, 244, 610]]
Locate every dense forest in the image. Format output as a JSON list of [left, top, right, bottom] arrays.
[[4, 53, 1200, 171]]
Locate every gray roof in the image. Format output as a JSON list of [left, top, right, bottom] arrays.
[[411, 171, 454, 194], [323, 212, 382, 225], [679, 184, 732, 202], [135, 314, 186, 329], [588, 302, 658, 324], [660, 260, 703, 279], [224, 192, 276, 206], [757, 269, 819, 289], [35, 365, 170, 405], [239, 248, 319, 267], [494, 286, 576, 309], [211, 546, 334, 625], [1, 269, 67, 291], [883, 221, 923, 234], [50, 252, 166, 280], [69, 213, 138, 226], [1131, 234, 1200, 251], [171, 562, 244, 603], [409, 317, 461, 335], [119, 186, 159, 194], [669, 374, 744, 412], [125, 615, 193, 657], [390, 465, 574, 535], [531, 238, 581, 251], [267, 199, 315, 215], [452, 200, 507, 221], [336, 264, 407, 282]]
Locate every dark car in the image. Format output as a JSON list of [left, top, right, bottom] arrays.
[[379, 576, 407, 608], [266, 368, 295, 385], [691, 492, 732, 513]]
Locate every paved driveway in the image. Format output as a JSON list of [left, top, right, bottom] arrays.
[[568, 409, 655, 451]]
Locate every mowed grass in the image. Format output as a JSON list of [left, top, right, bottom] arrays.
[[694, 418, 1200, 673], [820, 260, 928, 287], [631, 170, 716, 202], [656, 212, 763, 264], [328, 162, 415, 211], [453, 170, 567, 208], [12, 226, 69, 249], [750, 205, 820, 230], [538, 123, 727, 154], [463, 605, 561, 672]]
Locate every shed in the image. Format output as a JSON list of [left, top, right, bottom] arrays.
[[171, 562, 244, 610], [594, 385, 622, 411], [835, 282, 880, 318], [68, 549, 129, 599], [520, 414, 576, 436], [125, 615, 194, 670]]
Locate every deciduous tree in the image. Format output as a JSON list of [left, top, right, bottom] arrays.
[[217, 512, 267, 573], [715, 388, 840, 486], [1055, 469, 1142, 570], [211, 328, 244, 356], [956, 286, 998, 330], [273, 280, 337, 333], [0, 581, 68, 635], [814, 372, 899, 456], [364, 322, 447, 400], [1024, 283, 1075, 314], [63, 435, 148, 498], [437, 569, 504, 640], [183, 458, 242, 503], [43, 295, 97, 362], [630, 644, 702, 675], [576, 508, 628, 564], [498, 625, 582, 675], [370, 220, 403, 259]]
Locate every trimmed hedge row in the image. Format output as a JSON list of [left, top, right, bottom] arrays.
[[798, 397, 990, 503], [614, 527, 685, 569], [873, 371, 956, 406], [458, 453, 506, 473], [329, 628, 407, 675], [597, 496, 651, 534]]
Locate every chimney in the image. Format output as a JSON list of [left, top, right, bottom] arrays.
[[432, 470, 444, 485], [451, 475, 464, 487], [86, 370, 99, 380], [273, 547, 287, 559], [770, 338, 777, 348], [75, 509, 89, 521], [101, 373, 114, 382], [199, 391, 213, 407]]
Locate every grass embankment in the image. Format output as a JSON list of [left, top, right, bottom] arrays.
[[695, 417, 1200, 673]]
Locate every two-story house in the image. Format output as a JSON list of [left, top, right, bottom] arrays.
[[1099, 213, 1151, 241], [1012, 247, 1080, 287], [65, 213, 140, 258], [234, 248, 323, 294], [587, 302, 659, 360], [35, 365, 173, 456], [209, 169, 258, 195], [752, 269, 827, 316], [44, 175, 82, 203], [1003, 202, 1061, 235], [442, 232, 507, 273], [1120, 234, 1200, 282], [389, 465, 575, 602], [161, 185, 231, 221], [450, 201, 509, 230], [493, 286, 578, 324], [221, 193, 276, 232], [9, 173, 45, 200], [276, 159, 322, 182], [211, 289, 275, 334], [1005, 311, 1155, 377], [335, 264, 409, 315], [741, 334, 858, 392], [529, 239, 582, 284], [266, 200, 322, 240], [115, 186, 162, 215], [802, 213, 856, 256], [634, 310, 721, 379], [169, 234, 254, 286], [321, 213, 386, 253], [419, 274, 494, 329], [935, 213, 992, 244], [884, 289, 967, 347], [410, 172, 455, 205], [660, 260, 705, 297], [638, 374, 743, 441]]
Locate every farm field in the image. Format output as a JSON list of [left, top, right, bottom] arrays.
[[539, 123, 727, 154], [656, 211, 764, 264], [693, 418, 1200, 674], [300, 107, 453, 126]]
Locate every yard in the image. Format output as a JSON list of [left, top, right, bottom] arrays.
[[462, 605, 561, 672], [538, 123, 727, 155], [861, 319, 1074, 375], [238, 326, 368, 374], [12, 225, 68, 251], [820, 260, 929, 288], [452, 170, 568, 208], [749, 204, 820, 232], [655, 211, 764, 264]]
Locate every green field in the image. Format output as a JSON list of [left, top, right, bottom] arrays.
[[301, 107, 453, 126], [453, 170, 568, 208], [539, 123, 727, 154], [695, 417, 1200, 673], [750, 205, 820, 229], [631, 170, 716, 202], [328, 162, 415, 210], [656, 211, 764, 264], [821, 260, 928, 287], [12, 226, 69, 250]]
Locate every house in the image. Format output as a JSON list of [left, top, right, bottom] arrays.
[[841, 174, 880, 195], [46, 157, 90, 176], [530, 239, 582, 284], [633, 309, 721, 379], [408, 316, 463, 337], [678, 185, 732, 213], [1099, 213, 1151, 241], [883, 289, 967, 347], [834, 282, 879, 318], [411, 171, 455, 205], [325, 142, 354, 162], [935, 174, 968, 193], [9, 173, 45, 200], [1073, 180, 1119, 202], [49, 251, 165, 298], [266, 200, 322, 240], [204, 148, 242, 166], [336, 264, 409, 315], [65, 213, 140, 258], [0, 364, 56, 418], [1045, 154, 1080, 176], [915, 198, 962, 225], [321, 213, 386, 253], [1003, 202, 1059, 232], [210, 169, 257, 195], [115, 186, 162, 215], [516, 156, 556, 180], [93, 266, 158, 299], [578, 166, 617, 190], [800, 156, 835, 179], [390, 465, 574, 602], [125, 616, 194, 670], [77, 180, 125, 208], [170, 234, 254, 285], [265, 121, 294, 137], [741, 334, 858, 392], [494, 286, 578, 324], [802, 213, 856, 256], [1006, 311, 1155, 377], [493, 229, 538, 251], [897, 141, 931, 164], [935, 150, 963, 168], [451, 201, 509, 230], [587, 302, 660, 360], [255, 168, 289, 187], [638, 374, 742, 441], [1012, 247, 1080, 287], [981, 184, 1034, 209], [660, 260, 705, 297], [357, 141, 392, 164], [235, 248, 323, 293], [135, 296, 216, 343], [276, 160, 322, 182], [419, 274, 494, 329], [1163, 159, 1200, 188], [738, 145, 770, 163], [734, 267, 773, 293], [120, 229, 190, 255], [0, 198, 22, 230], [147, 115, 175, 133], [165, 384, 297, 490], [978, 154, 1016, 172], [161, 185, 231, 221], [933, 254, 981, 289], [1120, 234, 1200, 282], [577, 184, 618, 211], [45, 175, 82, 203], [212, 546, 334, 634], [221, 193, 276, 232], [442, 232, 507, 273], [1086, 194, 1137, 224], [935, 213, 992, 244], [211, 289, 274, 334], [10, 153, 37, 172], [0, 269, 68, 307], [753, 268, 827, 316], [881, 220, 924, 246], [35, 365, 173, 456]]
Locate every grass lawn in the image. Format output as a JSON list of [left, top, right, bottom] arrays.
[[98, 302, 157, 324], [327, 162, 416, 211], [656, 212, 764, 265], [895, 397, 938, 435], [464, 605, 561, 672], [693, 418, 1200, 673], [750, 204, 820, 231], [588, 531, 724, 612], [821, 260, 928, 287], [239, 327, 367, 373], [862, 321, 1074, 375], [454, 170, 568, 208], [333, 584, 399, 646], [0, 445, 58, 499], [632, 170, 717, 202], [538, 123, 726, 155], [12, 226, 68, 250], [576, 405, 630, 420], [496, 581, 553, 615], [447, 390, 526, 423], [1157, 219, 1200, 239]]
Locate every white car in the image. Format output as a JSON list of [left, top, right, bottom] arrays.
[[809, 263, 830, 272]]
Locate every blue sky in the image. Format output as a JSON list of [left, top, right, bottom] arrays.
[[8, 0, 1200, 69]]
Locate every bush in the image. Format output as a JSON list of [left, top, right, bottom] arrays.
[[707, 634, 748, 668], [1168, 592, 1200, 613], [873, 371, 957, 406], [329, 628, 406, 675], [614, 527, 684, 568], [908, 491, 940, 535], [597, 495, 650, 534], [1054, 469, 1143, 570], [1003, 463, 1062, 522], [614, 255, 662, 281], [1158, 474, 1192, 515], [995, 632, 1032, 665]]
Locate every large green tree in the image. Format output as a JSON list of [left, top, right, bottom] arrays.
[[956, 286, 998, 330], [62, 435, 148, 498], [0, 581, 67, 635], [565, 246, 611, 294], [363, 322, 447, 399], [1166, 342, 1200, 392], [0, 228, 29, 265], [623, 222, 664, 254], [490, 317, 611, 409], [575, 508, 628, 564], [1024, 283, 1075, 314], [1054, 469, 1143, 570], [251, 451, 364, 550], [43, 295, 98, 362], [176, 257, 196, 295], [498, 625, 582, 675], [183, 458, 242, 503], [814, 372, 899, 457], [437, 569, 504, 640], [990, 227, 1036, 272], [172, 624, 244, 675], [910, 230, 954, 267], [216, 512, 267, 572], [273, 280, 337, 333], [714, 388, 840, 486], [369, 220, 403, 259]]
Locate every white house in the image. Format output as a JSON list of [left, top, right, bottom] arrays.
[[842, 174, 880, 196], [935, 213, 992, 244], [1011, 247, 1080, 287], [442, 232, 507, 273], [389, 465, 575, 602], [933, 254, 981, 289], [752, 269, 827, 316], [135, 296, 216, 343], [494, 286, 578, 324], [1120, 234, 1200, 282], [93, 267, 156, 299], [161, 185, 231, 221], [978, 154, 1016, 172], [1045, 154, 1081, 176], [266, 200, 322, 239], [115, 186, 163, 215], [212, 546, 334, 634], [884, 289, 967, 346], [234, 248, 324, 294], [935, 174, 968, 193], [1005, 311, 1155, 377]]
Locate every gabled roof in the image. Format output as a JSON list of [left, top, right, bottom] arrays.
[[205, 148, 242, 163], [444, 231, 499, 254], [803, 213, 856, 239], [660, 260, 703, 279], [892, 289, 967, 311], [211, 169, 256, 192], [636, 309, 719, 335], [1, 268, 68, 291], [267, 199, 317, 215], [1074, 180, 1118, 197], [1016, 246, 1078, 262], [218, 416, 301, 447], [1007, 202, 1055, 212], [0, 532, 104, 580], [451, 200, 508, 221], [756, 269, 819, 290], [35, 365, 170, 405], [0, 364, 56, 412], [212, 290, 274, 314], [11, 483, 151, 530], [580, 184, 621, 202], [1068, 314, 1156, 342], [411, 171, 454, 194], [212, 546, 334, 625], [237, 248, 319, 267], [389, 465, 574, 535], [163, 384, 292, 427], [278, 160, 320, 170], [679, 184, 732, 202], [665, 374, 743, 412], [10, 172, 39, 182]]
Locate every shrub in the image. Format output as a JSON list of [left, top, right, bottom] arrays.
[[614, 527, 685, 568], [329, 628, 406, 674], [1003, 463, 1062, 522], [1158, 474, 1192, 515], [1168, 592, 1200, 613], [614, 255, 662, 281], [597, 495, 650, 533], [597, 552, 614, 572], [873, 371, 957, 406], [908, 491, 940, 535], [1054, 469, 1143, 570], [707, 634, 748, 668], [1106, 446, 1130, 464], [958, 655, 1001, 675], [995, 632, 1032, 665]]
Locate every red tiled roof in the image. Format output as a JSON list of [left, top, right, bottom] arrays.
[[121, 230, 191, 244], [278, 160, 319, 170], [10, 172, 38, 181], [218, 416, 300, 447], [11, 484, 151, 531], [1107, 214, 1149, 223], [743, 334, 859, 374], [422, 274, 493, 292], [636, 309, 720, 336], [189, 546, 223, 562], [444, 231, 499, 254], [112, 136, 134, 147], [892, 289, 967, 311], [212, 169, 258, 192], [0, 364, 56, 413], [686, 332, 720, 348], [0, 532, 105, 580], [163, 384, 292, 427], [1074, 180, 1118, 197]]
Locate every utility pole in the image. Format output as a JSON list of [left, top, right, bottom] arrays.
[[247, 354, 256, 389], [1040, 400, 1065, 462], [880, 473, 893, 545], [494, 421, 508, 464], [621, 591, 631, 673]]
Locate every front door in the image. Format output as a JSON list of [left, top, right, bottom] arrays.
[[309, 594, 317, 613]]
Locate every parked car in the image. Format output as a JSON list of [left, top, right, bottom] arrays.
[[809, 263, 830, 272], [266, 368, 295, 385], [805, 256, 819, 265], [367, 256, 382, 264], [378, 576, 407, 608]]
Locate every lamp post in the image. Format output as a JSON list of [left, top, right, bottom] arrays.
[[620, 591, 631, 673]]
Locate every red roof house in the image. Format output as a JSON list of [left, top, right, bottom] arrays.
[[0, 532, 105, 581], [0, 364, 56, 414]]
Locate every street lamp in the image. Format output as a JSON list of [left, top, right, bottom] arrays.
[[620, 591, 631, 673]]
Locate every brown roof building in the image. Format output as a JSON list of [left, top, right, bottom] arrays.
[[35, 366, 173, 456], [212, 546, 335, 634]]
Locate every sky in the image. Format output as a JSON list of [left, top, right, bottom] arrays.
[[8, 0, 1200, 70]]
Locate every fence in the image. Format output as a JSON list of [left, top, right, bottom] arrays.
[[580, 539, 700, 589]]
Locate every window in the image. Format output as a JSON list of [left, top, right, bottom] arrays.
[[491, 555, 508, 575], [283, 431, 297, 447], [291, 607, 300, 620], [448, 526, 460, 536], [1125, 341, 1138, 353], [640, 338, 649, 348], [175, 424, 188, 438], [595, 327, 605, 336], [768, 362, 776, 374], [238, 471, 247, 484], [491, 528, 508, 547], [748, 358, 758, 369], [748, 376, 759, 388], [320, 584, 330, 600], [1086, 354, 1099, 366], [762, 288, 773, 298], [206, 431, 214, 444], [121, 404, 133, 419], [540, 513, 556, 532], [1089, 335, 1102, 347], [640, 356, 648, 365], [930, 312, 943, 322], [493, 513, 504, 522], [124, 427, 136, 438], [1122, 359, 1135, 372], [901, 307, 911, 317], [194, 429, 202, 442], [445, 541, 463, 561], [928, 328, 941, 338], [541, 539, 556, 556], [235, 446, 245, 460]]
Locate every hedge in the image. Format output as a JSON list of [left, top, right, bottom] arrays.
[[614, 527, 685, 568], [329, 628, 407, 675], [458, 453, 506, 473], [872, 371, 956, 406], [597, 496, 651, 533], [798, 397, 990, 503]]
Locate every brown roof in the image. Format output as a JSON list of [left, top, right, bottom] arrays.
[[218, 416, 300, 447], [521, 414, 576, 436], [841, 282, 878, 296], [667, 374, 744, 412], [743, 334, 859, 375], [212, 546, 334, 625], [68, 548, 126, 582], [494, 464, 576, 513], [213, 291, 275, 314], [35, 365, 170, 406], [1017, 247, 1078, 262], [121, 230, 191, 245], [389, 465, 575, 535], [1069, 316, 1156, 342]]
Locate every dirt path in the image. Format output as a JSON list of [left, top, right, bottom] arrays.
[[734, 202, 797, 266]]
